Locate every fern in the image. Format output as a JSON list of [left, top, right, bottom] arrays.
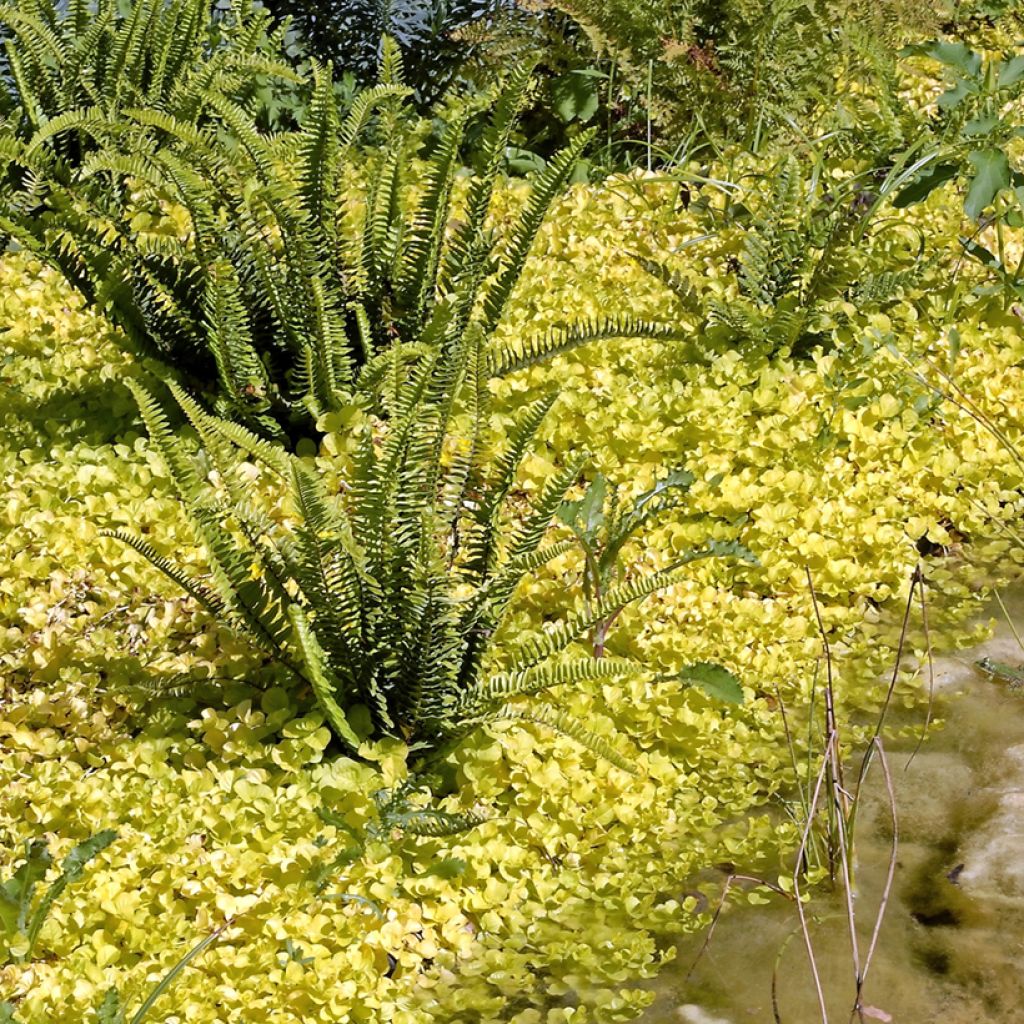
[[635, 152, 926, 358], [0, 0, 296, 162], [489, 316, 691, 376], [0, 43, 679, 438], [112, 302, 744, 765]]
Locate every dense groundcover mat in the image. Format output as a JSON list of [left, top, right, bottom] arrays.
[[3, 167, 1024, 1023]]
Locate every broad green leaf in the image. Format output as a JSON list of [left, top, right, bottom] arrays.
[[902, 40, 981, 76], [998, 54, 1024, 89], [0, 890, 18, 936], [893, 163, 957, 208], [550, 72, 600, 124], [965, 149, 1010, 220], [556, 498, 581, 528], [679, 662, 744, 704], [558, 474, 606, 536], [937, 78, 978, 110], [963, 116, 998, 137], [578, 474, 607, 536], [504, 146, 546, 175], [568, 158, 593, 184]]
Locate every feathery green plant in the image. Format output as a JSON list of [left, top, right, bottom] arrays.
[[106, 318, 744, 763], [0, 0, 298, 163], [638, 152, 926, 357], [0, 40, 682, 438], [557, 468, 754, 658]]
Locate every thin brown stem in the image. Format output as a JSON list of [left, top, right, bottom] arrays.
[[794, 736, 833, 1024], [907, 565, 935, 769], [855, 566, 918, 794], [853, 739, 898, 1024], [684, 875, 734, 983]]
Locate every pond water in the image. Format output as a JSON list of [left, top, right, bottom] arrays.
[[640, 594, 1024, 1024]]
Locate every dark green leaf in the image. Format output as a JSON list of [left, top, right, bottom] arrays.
[[998, 54, 1024, 89], [556, 498, 581, 528], [550, 72, 600, 124], [578, 474, 607, 536], [568, 158, 593, 185], [504, 146, 546, 175], [937, 78, 978, 110], [963, 116, 999, 137], [893, 163, 957, 208], [960, 236, 1001, 269], [902, 40, 981, 76], [965, 148, 1011, 220], [2, 841, 51, 936]]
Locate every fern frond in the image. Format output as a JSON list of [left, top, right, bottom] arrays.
[[628, 251, 703, 313], [124, 378, 204, 501], [476, 127, 595, 337], [381, 806, 490, 837], [101, 529, 226, 620], [511, 557, 723, 672], [393, 111, 467, 328], [465, 657, 644, 710], [289, 606, 361, 750], [296, 60, 339, 250], [438, 61, 535, 295], [489, 316, 689, 377]]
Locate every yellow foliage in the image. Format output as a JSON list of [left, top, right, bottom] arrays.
[[1, 165, 1024, 1021]]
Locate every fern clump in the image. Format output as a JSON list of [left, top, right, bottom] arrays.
[[109, 319, 744, 763], [636, 151, 927, 359], [0, 39, 682, 439]]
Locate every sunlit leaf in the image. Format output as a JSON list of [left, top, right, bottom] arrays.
[[678, 663, 744, 704]]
